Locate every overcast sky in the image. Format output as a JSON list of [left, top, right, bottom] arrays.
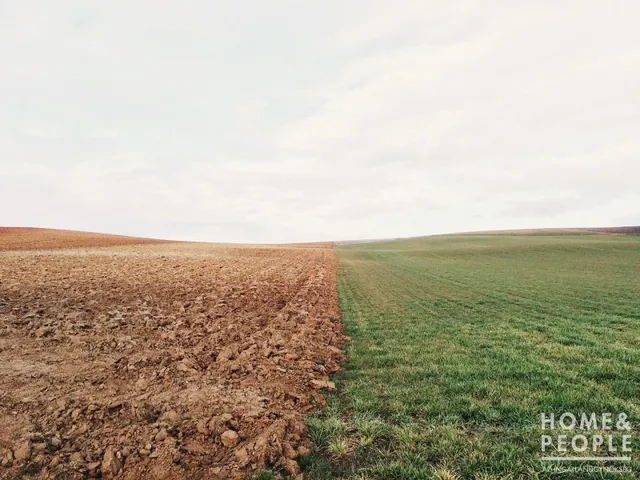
[[1, 1, 639, 243]]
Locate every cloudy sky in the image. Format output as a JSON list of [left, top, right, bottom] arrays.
[[1, 1, 639, 243]]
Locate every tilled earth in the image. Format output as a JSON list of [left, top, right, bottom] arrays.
[[0, 228, 169, 251], [0, 232, 345, 479]]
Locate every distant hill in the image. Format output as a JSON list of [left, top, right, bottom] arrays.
[[457, 226, 640, 236], [4, 225, 638, 252], [585, 226, 640, 235], [336, 226, 640, 245], [0, 227, 169, 251], [456, 228, 591, 236]]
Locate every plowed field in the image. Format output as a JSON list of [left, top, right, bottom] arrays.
[[0, 228, 170, 251], [0, 230, 345, 479]]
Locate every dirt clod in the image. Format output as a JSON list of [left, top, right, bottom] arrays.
[[311, 379, 336, 391], [69, 452, 84, 465], [221, 430, 239, 447], [13, 441, 31, 462], [101, 447, 122, 478]]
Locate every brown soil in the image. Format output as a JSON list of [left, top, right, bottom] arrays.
[[0, 230, 345, 479], [0, 228, 170, 252]]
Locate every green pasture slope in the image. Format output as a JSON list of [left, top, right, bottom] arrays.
[[302, 234, 640, 479]]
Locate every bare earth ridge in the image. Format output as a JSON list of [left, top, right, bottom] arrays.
[[0, 229, 346, 479], [0, 228, 170, 252]]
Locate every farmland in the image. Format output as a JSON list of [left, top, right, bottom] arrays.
[[2, 229, 640, 479], [305, 234, 640, 479], [0, 230, 345, 479]]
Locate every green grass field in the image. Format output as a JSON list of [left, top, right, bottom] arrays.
[[301, 234, 640, 479]]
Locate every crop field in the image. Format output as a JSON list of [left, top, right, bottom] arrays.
[[2, 229, 639, 479], [305, 234, 640, 479], [0, 230, 345, 479]]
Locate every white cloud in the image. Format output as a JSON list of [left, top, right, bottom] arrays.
[[1, 0, 639, 242]]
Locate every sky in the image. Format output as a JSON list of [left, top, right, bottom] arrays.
[[1, 1, 639, 243]]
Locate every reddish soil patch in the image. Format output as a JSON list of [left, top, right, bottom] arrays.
[[586, 226, 640, 235], [0, 228, 169, 252], [0, 239, 345, 479]]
